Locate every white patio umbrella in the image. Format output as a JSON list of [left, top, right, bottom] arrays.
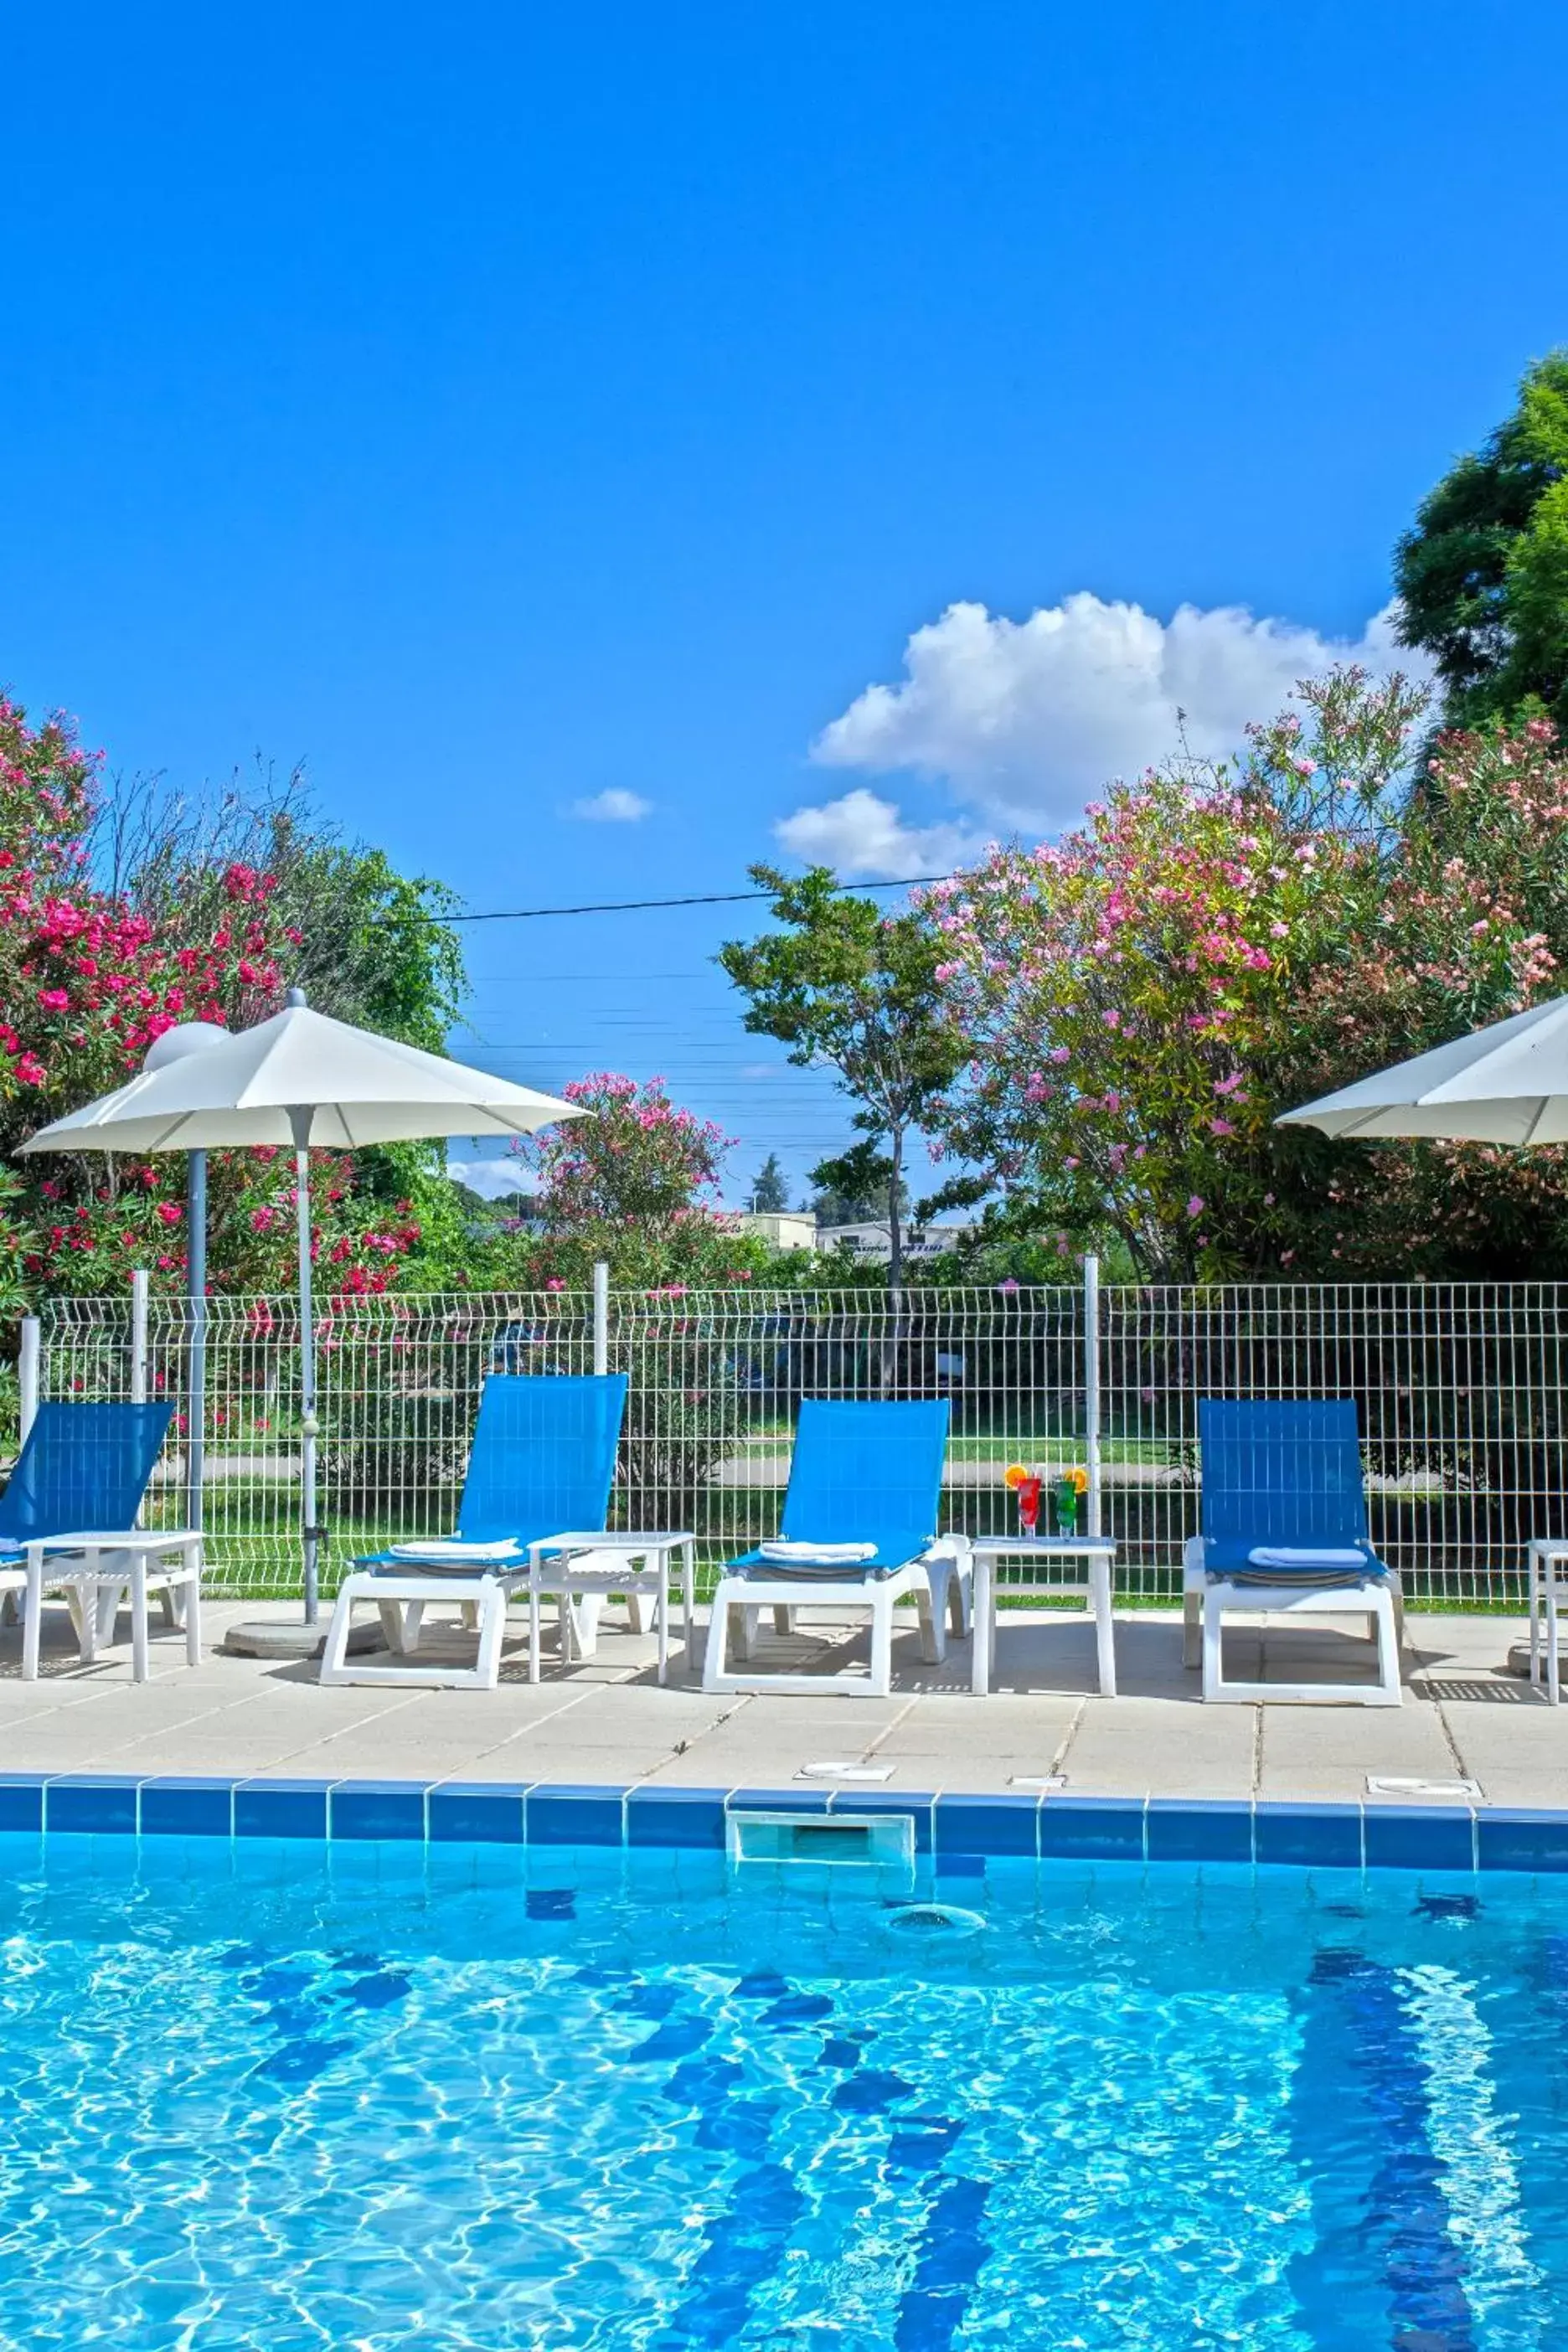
[[1277, 993, 1568, 1146], [18, 993, 581, 1629]]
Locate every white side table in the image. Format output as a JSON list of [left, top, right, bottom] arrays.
[[22, 1531, 204, 1682], [971, 1534, 1118, 1697], [528, 1532, 697, 1686], [1528, 1539, 1568, 1704]]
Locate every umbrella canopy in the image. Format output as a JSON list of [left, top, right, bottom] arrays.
[[17, 1000, 582, 1632], [16, 1001, 580, 1156], [1277, 993, 1568, 1147]]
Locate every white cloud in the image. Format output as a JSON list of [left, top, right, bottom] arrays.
[[447, 1152, 531, 1200], [773, 787, 986, 881], [570, 788, 652, 823], [808, 593, 1431, 835]]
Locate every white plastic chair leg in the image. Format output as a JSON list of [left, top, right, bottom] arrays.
[[184, 1576, 203, 1667], [1373, 1588, 1401, 1706], [918, 1563, 949, 1665], [474, 1586, 507, 1689], [22, 1553, 43, 1681], [130, 1554, 150, 1684], [869, 1594, 894, 1697], [375, 1597, 405, 1653], [1550, 1577, 1561, 1708], [322, 1588, 356, 1680], [702, 1586, 735, 1690], [1200, 1588, 1225, 1701], [1184, 1586, 1202, 1669]]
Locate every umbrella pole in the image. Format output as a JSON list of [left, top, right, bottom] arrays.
[[187, 1149, 207, 1537], [290, 1108, 321, 1624]]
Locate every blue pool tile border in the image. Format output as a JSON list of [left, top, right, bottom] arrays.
[[8, 1777, 1568, 1873]]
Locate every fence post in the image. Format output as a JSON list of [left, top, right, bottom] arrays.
[[18, 1316, 39, 1445], [592, 1261, 610, 1376], [1083, 1253, 1101, 1538], [131, 1270, 149, 1405]]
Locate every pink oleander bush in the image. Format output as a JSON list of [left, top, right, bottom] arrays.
[[923, 668, 1568, 1281], [0, 694, 419, 1301], [513, 1072, 770, 1289]]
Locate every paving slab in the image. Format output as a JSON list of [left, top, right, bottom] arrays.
[[3, 1602, 1567, 1808], [1061, 1696, 1257, 1798]]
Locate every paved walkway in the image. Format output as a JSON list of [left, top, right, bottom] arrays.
[[0, 1598, 1561, 1808]]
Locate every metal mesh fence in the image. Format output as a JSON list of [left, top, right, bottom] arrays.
[[31, 1280, 1568, 1606]]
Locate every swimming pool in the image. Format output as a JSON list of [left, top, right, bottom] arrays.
[[1, 1819, 1563, 2350]]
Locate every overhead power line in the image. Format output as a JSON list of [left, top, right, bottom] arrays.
[[447, 875, 949, 924]]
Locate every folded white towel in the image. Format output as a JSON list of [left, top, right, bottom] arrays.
[[759, 1539, 877, 1566], [388, 1539, 522, 1565], [1246, 1545, 1369, 1571]]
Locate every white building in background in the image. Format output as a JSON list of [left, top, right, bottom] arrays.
[[814, 1219, 975, 1263], [728, 1213, 977, 1261], [731, 1211, 819, 1253]]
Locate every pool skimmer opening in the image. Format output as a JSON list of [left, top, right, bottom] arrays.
[[727, 1809, 914, 1872]]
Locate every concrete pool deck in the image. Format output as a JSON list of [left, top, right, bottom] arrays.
[[0, 1599, 1563, 1810]]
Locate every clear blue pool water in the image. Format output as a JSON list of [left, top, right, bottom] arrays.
[[1, 1833, 1565, 2349]]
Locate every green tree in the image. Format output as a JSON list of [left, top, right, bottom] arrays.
[[720, 866, 962, 1297], [92, 759, 472, 1278], [1396, 352, 1568, 733], [749, 1153, 790, 1212], [808, 1162, 909, 1230]]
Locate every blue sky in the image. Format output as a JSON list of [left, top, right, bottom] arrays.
[[5, 1, 1566, 1204]]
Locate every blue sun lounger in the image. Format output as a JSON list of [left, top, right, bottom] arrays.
[[1183, 1398, 1404, 1705], [702, 1399, 970, 1697], [321, 1375, 694, 1689], [0, 1400, 198, 1679]]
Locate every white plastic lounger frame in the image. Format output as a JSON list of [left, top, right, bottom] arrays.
[[320, 1534, 696, 1691], [702, 1539, 972, 1700], [1182, 1550, 1407, 1672], [1186, 1536, 1403, 1706]]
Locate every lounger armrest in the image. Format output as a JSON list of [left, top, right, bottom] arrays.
[[1183, 1534, 1207, 1586]]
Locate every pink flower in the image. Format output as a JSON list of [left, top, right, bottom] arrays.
[[156, 1202, 182, 1227], [1208, 1117, 1236, 1137], [37, 988, 70, 1012], [1186, 1195, 1204, 1217]]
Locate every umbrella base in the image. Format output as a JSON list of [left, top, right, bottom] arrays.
[[1505, 1638, 1562, 1681], [223, 1615, 385, 1662]]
